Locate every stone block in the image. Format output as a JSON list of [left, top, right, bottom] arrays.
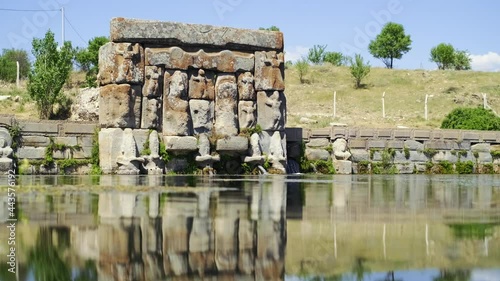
[[392, 129, 411, 139], [20, 122, 59, 135], [359, 129, 375, 138], [471, 143, 490, 153], [99, 84, 141, 128], [367, 140, 386, 149], [143, 66, 163, 98], [216, 136, 249, 152], [409, 151, 429, 162], [331, 128, 347, 139], [98, 42, 144, 85], [111, 18, 284, 51], [305, 148, 330, 161], [188, 69, 215, 100], [163, 70, 192, 136], [63, 123, 98, 135], [393, 151, 410, 163], [395, 163, 413, 174], [482, 132, 497, 142], [404, 140, 424, 151], [141, 97, 162, 130], [214, 74, 238, 136], [164, 136, 198, 152], [146, 47, 255, 72], [307, 138, 330, 148], [21, 136, 50, 147], [413, 130, 431, 140], [238, 101, 257, 131], [132, 129, 151, 154], [254, 51, 284, 91], [442, 130, 460, 140], [414, 163, 427, 173], [432, 151, 459, 163], [348, 139, 366, 149], [310, 128, 330, 138], [238, 72, 256, 101], [350, 149, 369, 162], [387, 140, 404, 149], [256, 91, 286, 131], [17, 147, 46, 159], [425, 141, 455, 150], [333, 160, 352, 174], [165, 158, 189, 173], [190, 100, 214, 135], [54, 137, 78, 146], [0, 116, 13, 127], [377, 129, 392, 138], [73, 146, 92, 159], [476, 152, 493, 163], [99, 128, 124, 174], [431, 130, 443, 140], [463, 131, 480, 141]]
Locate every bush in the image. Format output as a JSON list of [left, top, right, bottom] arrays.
[[441, 107, 500, 131], [0, 49, 30, 83], [307, 45, 327, 64], [324, 51, 345, 66], [295, 57, 309, 84], [349, 54, 370, 88]]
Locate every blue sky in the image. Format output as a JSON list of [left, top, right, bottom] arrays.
[[1, 0, 500, 71]]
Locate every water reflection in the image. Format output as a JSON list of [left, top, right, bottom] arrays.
[[0, 175, 499, 281]]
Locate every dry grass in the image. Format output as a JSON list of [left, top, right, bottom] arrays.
[[286, 65, 500, 129]]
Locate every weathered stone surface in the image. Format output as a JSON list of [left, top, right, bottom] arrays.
[[54, 137, 78, 146], [409, 151, 428, 162], [432, 151, 459, 163], [190, 100, 214, 135], [99, 128, 124, 174], [98, 42, 144, 85], [254, 51, 284, 91], [333, 138, 351, 160], [367, 140, 386, 149], [471, 143, 491, 153], [141, 97, 161, 129], [413, 130, 431, 139], [164, 136, 198, 152], [350, 149, 369, 162], [16, 147, 46, 159], [393, 151, 410, 163], [163, 70, 192, 136], [305, 148, 330, 161], [476, 152, 493, 163], [238, 101, 256, 130], [116, 128, 144, 175], [238, 72, 256, 100], [216, 136, 249, 152], [395, 163, 413, 174], [70, 87, 99, 122], [307, 138, 330, 148], [21, 136, 50, 147], [334, 160, 352, 174], [387, 140, 404, 149], [214, 74, 238, 136], [99, 84, 141, 128], [165, 158, 189, 173], [257, 91, 286, 131], [348, 139, 366, 149], [111, 18, 284, 51], [20, 122, 59, 135], [425, 140, 456, 150], [188, 69, 215, 100], [147, 47, 255, 73], [405, 140, 424, 151], [63, 123, 98, 135], [143, 66, 163, 98]]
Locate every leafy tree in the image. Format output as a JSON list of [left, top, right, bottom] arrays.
[[295, 57, 309, 84], [349, 54, 370, 88], [75, 36, 109, 87], [28, 30, 74, 119], [308, 44, 327, 64], [368, 22, 412, 69], [441, 107, 500, 130], [454, 50, 472, 70], [0, 49, 30, 82], [430, 43, 456, 70], [259, 26, 280, 31], [324, 51, 345, 66]]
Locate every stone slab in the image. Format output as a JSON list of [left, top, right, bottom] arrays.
[[216, 136, 249, 152], [333, 160, 352, 175], [20, 122, 59, 135], [110, 18, 284, 51], [21, 136, 50, 147], [482, 132, 497, 142], [367, 140, 386, 149], [54, 137, 78, 146], [387, 140, 404, 149], [17, 147, 46, 159], [63, 123, 98, 135], [359, 129, 375, 138], [462, 131, 480, 141], [377, 129, 392, 138], [306, 138, 330, 148], [348, 139, 366, 149], [164, 136, 198, 152], [442, 130, 460, 140], [413, 130, 431, 140]]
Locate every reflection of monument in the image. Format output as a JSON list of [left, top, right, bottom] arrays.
[[0, 127, 14, 172]]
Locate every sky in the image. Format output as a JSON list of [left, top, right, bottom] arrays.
[[1, 0, 500, 71]]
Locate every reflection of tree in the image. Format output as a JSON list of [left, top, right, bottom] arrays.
[[28, 227, 71, 281], [351, 257, 371, 281], [433, 269, 471, 281], [74, 260, 98, 281], [376, 271, 403, 281]]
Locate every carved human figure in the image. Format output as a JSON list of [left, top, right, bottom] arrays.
[[266, 91, 282, 130], [238, 101, 256, 130], [238, 72, 256, 100], [0, 138, 13, 159], [189, 69, 215, 100], [332, 138, 351, 160]]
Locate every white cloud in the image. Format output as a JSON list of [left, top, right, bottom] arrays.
[[284, 45, 309, 63], [470, 52, 500, 72]]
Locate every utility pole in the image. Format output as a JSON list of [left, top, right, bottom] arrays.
[[382, 92, 386, 118], [333, 91, 337, 119], [16, 61, 20, 88], [61, 7, 65, 44]]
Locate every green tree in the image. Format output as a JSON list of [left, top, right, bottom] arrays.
[[308, 45, 327, 64], [75, 36, 109, 87], [28, 30, 74, 119], [349, 54, 371, 89], [324, 51, 345, 66], [259, 26, 280, 31], [430, 43, 456, 70], [368, 22, 412, 69], [0, 49, 30, 82], [441, 107, 500, 131], [454, 50, 472, 70], [295, 57, 309, 84]]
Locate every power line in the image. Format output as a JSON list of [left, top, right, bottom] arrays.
[[64, 14, 87, 44], [0, 8, 60, 12]]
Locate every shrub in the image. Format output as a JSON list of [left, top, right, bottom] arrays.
[[307, 45, 327, 64], [441, 107, 500, 131], [295, 57, 309, 84], [349, 54, 370, 89], [324, 51, 345, 66]]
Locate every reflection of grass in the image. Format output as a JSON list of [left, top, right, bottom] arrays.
[[448, 223, 499, 239]]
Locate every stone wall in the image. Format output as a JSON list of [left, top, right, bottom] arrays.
[[298, 127, 500, 174], [98, 18, 287, 175], [0, 115, 97, 174]]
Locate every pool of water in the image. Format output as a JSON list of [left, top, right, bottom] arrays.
[[0, 174, 499, 281]]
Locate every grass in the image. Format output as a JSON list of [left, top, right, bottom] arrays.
[[286, 65, 500, 129]]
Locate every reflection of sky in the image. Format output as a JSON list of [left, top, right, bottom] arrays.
[[286, 269, 500, 281]]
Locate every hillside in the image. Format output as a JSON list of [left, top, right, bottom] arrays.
[[1, 68, 499, 129]]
